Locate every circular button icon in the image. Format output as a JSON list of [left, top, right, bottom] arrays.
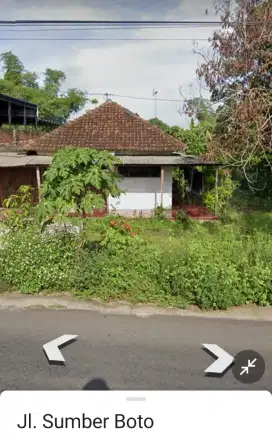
[[232, 350, 265, 384]]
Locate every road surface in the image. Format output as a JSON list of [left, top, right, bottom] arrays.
[[0, 309, 271, 391]]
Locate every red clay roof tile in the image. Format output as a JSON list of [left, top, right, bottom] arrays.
[[24, 101, 187, 154]]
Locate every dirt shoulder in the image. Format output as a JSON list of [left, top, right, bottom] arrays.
[[0, 291, 272, 321]]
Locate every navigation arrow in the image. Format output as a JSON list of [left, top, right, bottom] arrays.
[[203, 344, 234, 374], [43, 334, 78, 364]]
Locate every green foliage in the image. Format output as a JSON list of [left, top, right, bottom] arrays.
[[1, 185, 34, 232], [175, 209, 195, 230], [100, 219, 138, 252], [159, 229, 272, 309], [203, 168, 238, 215], [231, 189, 272, 212], [153, 205, 168, 220], [0, 207, 271, 309], [0, 51, 88, 123], [37, 147, 123, 235], [0, 51, 24, 85], [183, 97, 215, 124], [149, 98, 216, 155], [72, 242, 163, 302], [0, 228, 78, 294], [232, 158, 272, 208], [173, 168, 188, 203]]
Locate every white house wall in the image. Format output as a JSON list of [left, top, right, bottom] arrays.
[[108, 166, 173, 217]]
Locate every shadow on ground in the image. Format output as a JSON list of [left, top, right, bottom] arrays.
[[82, 378, 110, 390]]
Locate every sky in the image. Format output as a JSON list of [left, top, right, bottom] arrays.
[[0, 0, 222, 127]]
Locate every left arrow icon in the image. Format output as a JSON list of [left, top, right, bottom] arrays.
[[202, 344, 234, 374], [43, 334, 78, 365]]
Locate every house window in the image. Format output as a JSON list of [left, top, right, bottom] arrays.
[[119, 166, 161, 178]]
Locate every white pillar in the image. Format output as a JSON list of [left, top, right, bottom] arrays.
[[36, 166, 41, 202], [160, 166, 164, 206]]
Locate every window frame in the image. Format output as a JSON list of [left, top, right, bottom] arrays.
[[118, 165, 161, 178]]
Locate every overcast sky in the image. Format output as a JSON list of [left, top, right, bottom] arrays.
[[0, 0, 221, 126]]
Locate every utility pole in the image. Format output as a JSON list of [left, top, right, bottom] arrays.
[[104, 93, 112, 102], [153, 89, 158, 118]]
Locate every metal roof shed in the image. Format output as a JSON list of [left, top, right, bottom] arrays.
[[0, 93, 59, 127]]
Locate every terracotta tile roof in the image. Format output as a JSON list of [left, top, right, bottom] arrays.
[[23, 101, 187, 154]]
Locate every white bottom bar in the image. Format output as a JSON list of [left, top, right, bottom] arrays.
[[0, 391, 271, 440]]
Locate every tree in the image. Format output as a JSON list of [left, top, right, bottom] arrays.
[[44, 68, 66, 94], [0, 51, 24, 85], [149, 117, 171, 132], [0, 51, 89, 124], [37, 147, 123, 237], [149, 98, 216, 156], [182, 97, 215, 123], [22, 71, 39, 88], [197, 0, 272, 170], [91, 98, 99, 107]]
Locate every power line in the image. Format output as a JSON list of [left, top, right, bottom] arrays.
[[0, 20, 267, 27], [65, 92, 185, 103], [0, 20, 224, 25], [106, 93, 183, 102], [59, 90, 184, 103], [0, 25, 217, 31], [0, 37, 211, 41]]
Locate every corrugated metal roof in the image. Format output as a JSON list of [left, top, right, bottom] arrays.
[[0, 153, 52, 167], [0, 93, 37, 109], [0, 153, 219, 167], [117, 156, 219, 165]]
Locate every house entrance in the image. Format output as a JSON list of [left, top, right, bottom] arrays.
[[172, 166, 204, 207]]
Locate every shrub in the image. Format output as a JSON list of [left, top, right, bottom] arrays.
[[1, 185, 34, 232], [153, 205, 168, 220], [175, 209, 195, 230], [72, 241, 163, 303], [100, 219, 137, 251], [0, 227, 78, 293], [0, 210, 271, 310], [203, 168, 238, 215], [159, 230, 272, 309]]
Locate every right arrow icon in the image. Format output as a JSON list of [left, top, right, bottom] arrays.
[[203, 344, 234, 374]]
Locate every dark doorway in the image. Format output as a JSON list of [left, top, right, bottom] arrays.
[[172, 166, 204, 207]]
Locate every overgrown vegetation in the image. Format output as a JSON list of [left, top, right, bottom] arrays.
[[149, 0, 272, 206], [0, 188, 271, 309], [36, 147, 123, 238], [149, 97, 215, 157]]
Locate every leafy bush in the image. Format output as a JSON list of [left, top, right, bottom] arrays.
[[0, 227, 78, 293], [159, 230, 272, 309], [73, 241, 163, 303], [36, 147, 123, 239], [1, 185, 34, 232], [175, 209, 195, 230], [153, 205, 168, 220], [203, 168, 238, 215], [173, 168, 189, 204], [0, 210, 271, 310], [100, 219, 137, 251]]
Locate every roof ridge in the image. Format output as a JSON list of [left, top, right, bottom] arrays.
[[22, 101, 187, 153]]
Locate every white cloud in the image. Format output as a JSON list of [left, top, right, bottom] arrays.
[[0, 0, 221, 126]]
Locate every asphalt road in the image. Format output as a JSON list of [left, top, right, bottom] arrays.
[[0, 309, 271, 391]]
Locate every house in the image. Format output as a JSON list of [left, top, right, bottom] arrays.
[[0, 100, 219, 218]]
